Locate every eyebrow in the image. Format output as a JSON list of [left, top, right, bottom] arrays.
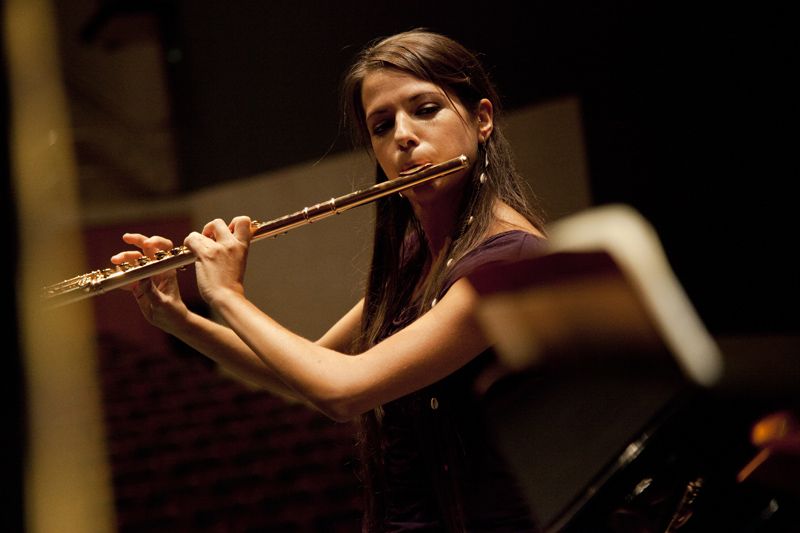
[[365, 91, 445, 122]]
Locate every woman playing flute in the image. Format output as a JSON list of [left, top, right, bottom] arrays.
[[113, 29, 547, 532]]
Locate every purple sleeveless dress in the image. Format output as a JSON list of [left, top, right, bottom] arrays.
[[376, 230, 546, 532]]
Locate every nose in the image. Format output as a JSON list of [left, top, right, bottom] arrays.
[[393, 113, 418, 150]]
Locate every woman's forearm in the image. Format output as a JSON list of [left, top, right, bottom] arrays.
[[209, 291, 364, 420], [208, 280, 491, 423], [169, 310, 306, 403]]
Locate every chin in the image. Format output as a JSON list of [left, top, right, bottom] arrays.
[[407, 181, 444, 202], [411, 184, 465, 211]]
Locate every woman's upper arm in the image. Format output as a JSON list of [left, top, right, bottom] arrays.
[[315, 298, 364, 354], [213, 280, 486, 421], [335, 278, 489, 416]]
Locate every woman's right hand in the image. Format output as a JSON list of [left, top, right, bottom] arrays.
[[110, 233, 189, 333]]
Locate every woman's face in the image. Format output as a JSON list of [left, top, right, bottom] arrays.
[[361, 69, 493, 204]]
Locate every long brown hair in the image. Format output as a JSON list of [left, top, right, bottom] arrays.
[[341, 29, 545, 531], [343, 29, 544, 349]]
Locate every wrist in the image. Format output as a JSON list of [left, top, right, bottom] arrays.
[[159, 305, 195, 337], [205, 286, 246, 314]]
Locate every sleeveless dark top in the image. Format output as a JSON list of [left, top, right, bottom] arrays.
[[376, 230, 546, 532]]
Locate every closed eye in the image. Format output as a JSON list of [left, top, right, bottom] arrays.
[[369, 103, 441, 137], [417, 103, 441, 116], [371, 119, 392, 136]]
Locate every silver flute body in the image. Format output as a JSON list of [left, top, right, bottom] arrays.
[[42, 155, 469, 308]]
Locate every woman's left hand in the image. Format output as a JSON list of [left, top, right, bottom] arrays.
[[184, 216, 253, 306]]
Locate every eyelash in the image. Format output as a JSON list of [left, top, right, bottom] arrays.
[[371, 103, 441, 136], [418, 103, 440, 115]]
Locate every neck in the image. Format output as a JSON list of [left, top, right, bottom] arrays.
[[409, 193, 462, 257]]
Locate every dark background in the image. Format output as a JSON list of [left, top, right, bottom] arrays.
[[56, 0, 797, 336], [157, 1, 794, 337], [5, 1, 795, 530]]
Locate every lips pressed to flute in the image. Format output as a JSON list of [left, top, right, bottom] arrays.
[[42, 155, 469, 308]]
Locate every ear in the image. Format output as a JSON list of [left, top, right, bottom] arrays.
[[476, 98, 494, 143]]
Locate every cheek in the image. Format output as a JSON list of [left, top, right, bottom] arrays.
[[447, 125, 480, 158], [447, 115, 479, 144], [368, 137, 384, 157], [370, 142, 393, 176], [372, 143, 389, 166]]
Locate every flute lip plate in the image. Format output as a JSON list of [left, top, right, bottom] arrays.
[[398, 162, 433, 177]]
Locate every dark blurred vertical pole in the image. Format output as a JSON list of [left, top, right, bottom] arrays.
[[1, 1, 26, 531]]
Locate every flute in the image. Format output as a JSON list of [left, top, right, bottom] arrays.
[[42, 155, 469, 308]]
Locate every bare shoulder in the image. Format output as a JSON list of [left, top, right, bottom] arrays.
[[488, 200, 546, 239]]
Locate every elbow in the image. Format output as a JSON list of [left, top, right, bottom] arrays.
[[323, 407, 359, 424], [310, 387, 368, 423], [299, 363, 373, 422], [316, 398, 364, 423]]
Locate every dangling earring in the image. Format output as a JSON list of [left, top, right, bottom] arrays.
[[479, 142, 489, 184]]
